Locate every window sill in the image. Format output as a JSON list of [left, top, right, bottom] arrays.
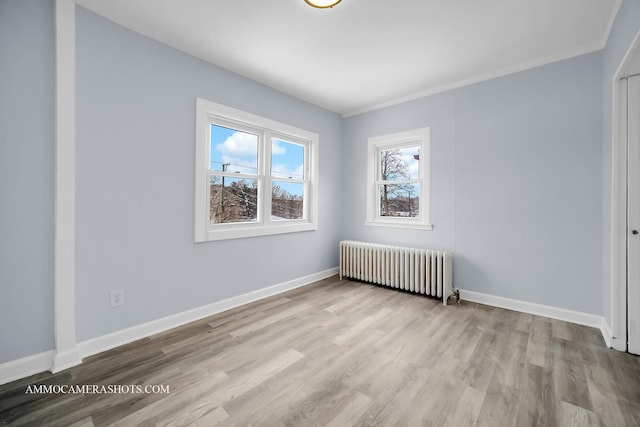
[[364, 220, 434, 231], [196, 221, 317, 242]]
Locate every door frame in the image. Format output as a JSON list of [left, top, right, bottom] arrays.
[[611, 29, 640, 352]]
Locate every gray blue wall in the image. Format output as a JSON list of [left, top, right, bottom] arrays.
[[342, 52, 604, 315], [2, 0, 638, 367], [601, 0, 640, 327], [0, 0, 56, 363], [74, 7, 342, 341]]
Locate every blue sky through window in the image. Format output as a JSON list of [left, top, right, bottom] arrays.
[[210, 125, 304, 196], [210, 124, 258, 174]]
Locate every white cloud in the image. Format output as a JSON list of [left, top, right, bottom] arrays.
[[214, 131, 259, 173], [216, 131, 258, 157], [406, 158, 420, 179], [272, 140, 287, 155], [399, 148, 420, 179], [272, 163, 304, 179]]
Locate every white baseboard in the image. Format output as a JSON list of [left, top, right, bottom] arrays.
[[0, 350, 55, 386], [0, 268, 337, 386], [459, 289, 608, 342], [599, 318, 613, 349], [602, 320, 628, 352], [77, 267, 338, 359], [51, 348, 82, 373], [6, 271, 617, 386]]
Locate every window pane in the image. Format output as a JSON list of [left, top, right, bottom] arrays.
[[379, 146, 420, 180], [272, 181, 304, 220], [271, 139, 304, 180], [210, 124, 258, 174], [379, 183, 419, 217], [210, 176, 258, 224]]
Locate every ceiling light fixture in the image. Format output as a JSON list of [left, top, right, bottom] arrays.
[[304, 0, 342, 8]]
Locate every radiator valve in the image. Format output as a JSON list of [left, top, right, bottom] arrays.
[[454, 289, 461, 305]]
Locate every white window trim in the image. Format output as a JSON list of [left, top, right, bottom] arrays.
[[365, 127, 433, 230], [195, 98, 318, 242]]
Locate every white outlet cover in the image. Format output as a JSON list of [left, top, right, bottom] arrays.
[[110, 289, 124, 308]]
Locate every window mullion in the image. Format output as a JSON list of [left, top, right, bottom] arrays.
[[303, 143, 310, 220], [263, 130, 272, 225], [210, 171, 257, 180], [272, 178, 306, 185], [377, 179, 419, 184]]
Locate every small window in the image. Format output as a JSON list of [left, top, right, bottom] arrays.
[[366, 128, 432, 230], [195, 98, 318, 242]]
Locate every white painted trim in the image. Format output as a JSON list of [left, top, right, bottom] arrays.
[[50, 349, 82, 374], [0, 351, 55, 386], [628, 75, 640, 355], [78, 268, 338, 359], [53, 0, 81, 372], [459, 289, 607, 339], [195, 98, 319, 242], [600, 318, 614, 349], [610, 28, 640, 353], [366, 128, 431, 229], [343, 43, 605, 117], [611, 77, 628, 350]]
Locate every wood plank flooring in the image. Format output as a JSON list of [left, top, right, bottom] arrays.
[[1, 276, 639, 426]]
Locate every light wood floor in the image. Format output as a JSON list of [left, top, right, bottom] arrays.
[[1, 276, 639, 426]]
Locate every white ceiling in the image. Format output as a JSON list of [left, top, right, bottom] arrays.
[[75, 0, 621, 116]]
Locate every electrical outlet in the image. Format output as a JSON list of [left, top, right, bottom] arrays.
[[110, 289, 124, 308]]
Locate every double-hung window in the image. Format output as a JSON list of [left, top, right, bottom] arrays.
[[366, 128, 432, 230], [195, 98, 318, 242]]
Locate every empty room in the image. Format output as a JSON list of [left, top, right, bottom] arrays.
[[2, 0, 640, 425]]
